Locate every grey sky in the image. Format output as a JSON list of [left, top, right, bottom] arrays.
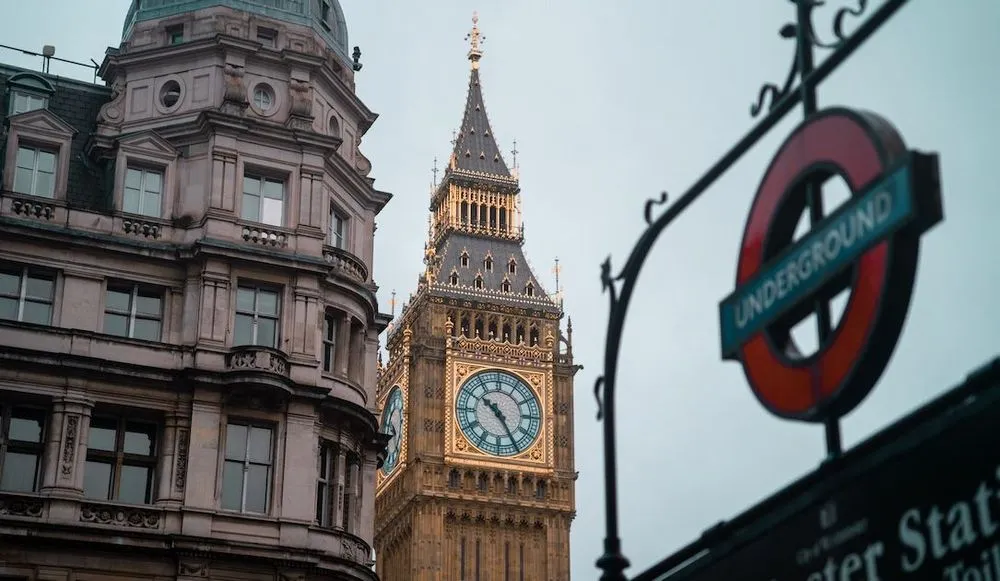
[[5, 1, 999, 578]]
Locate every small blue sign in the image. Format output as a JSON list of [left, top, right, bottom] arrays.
[[719, 162, 917, 358]]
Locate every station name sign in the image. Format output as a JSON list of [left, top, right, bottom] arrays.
[[669, 386, 1000, 581]]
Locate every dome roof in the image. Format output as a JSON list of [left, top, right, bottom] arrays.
[[122, 0, 350, 63]]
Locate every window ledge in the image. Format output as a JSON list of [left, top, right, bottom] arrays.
[[118, 212, 171, 239], [78, 499, 164, 530], [1, 190, 64, 222]]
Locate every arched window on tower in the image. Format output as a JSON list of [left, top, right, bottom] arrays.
[[516, 324, 525, 344], [508, 259, 517, 275], [460, 316, 470, 337], [474, 275, 484, 290], [525, 282, 534, 297], [488, 320, 498, 340], [484, 256, 493, 272], [499, 208, 507, 232], [478, 473, 488, 492], [474, 317, 484, 339], [480, 204, 488, 227], [470, 204, 478, 226], [506, 476, 517, 495], [502, 323, 512, 343], [449, 271, 459, 285], [529, 326, 540, 346], [536, 480, 547, 499], [490, 206, 497, 229], [449, 469, 461, 488], [460, 251, 469, 267], [501, 278, 511, 293], [460, 201, 469, 225]]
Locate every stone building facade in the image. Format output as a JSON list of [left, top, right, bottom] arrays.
[[0, 1, 392, 580], [373, 15, 580, 581]]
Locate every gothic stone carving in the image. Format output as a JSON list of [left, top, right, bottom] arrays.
[[0, 494, 43, 517], [60, 415, 79, 478], [177, 560, 208, 577], [220, 63, 248, 116], [174, 428, 190, 492], [79, 504, 161, 529]]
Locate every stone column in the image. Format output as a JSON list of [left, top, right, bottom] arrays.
[[357, 450, 378, 542], [41, 395, 92, 497], [348, 324, 364, 384], [333, 445, 347, 528], [347, 457, 360, 533], [209, 151, 237, 211], [156, 412, 189, 505]]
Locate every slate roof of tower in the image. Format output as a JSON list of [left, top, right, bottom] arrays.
[[429, 232, 560, 313], [450, 68, 512, 178], [0, 65, 112, 212]]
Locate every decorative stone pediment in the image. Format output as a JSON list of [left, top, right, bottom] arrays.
[[7, 108, 76, 140], [118, 130, 179, 160]]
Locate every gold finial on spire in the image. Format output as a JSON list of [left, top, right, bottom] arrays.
[[465, 11, 484, 69]]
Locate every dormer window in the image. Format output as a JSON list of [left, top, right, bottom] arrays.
[[508, 259, 517, 275], [525, 282, 534, 297], [484, 256, 493, 272], [501, 279, 511, 293], [474, 275, 483, 290], [6, 73, 54, 116], [449, 271, 459, 285], [460, 252, 469, 268]]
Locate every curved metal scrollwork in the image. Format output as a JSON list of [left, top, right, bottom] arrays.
[[751, 0, 871, 118], [596, 1, 911, 579]]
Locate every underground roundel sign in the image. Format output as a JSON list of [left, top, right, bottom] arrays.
[[718, 108, 944, 422]]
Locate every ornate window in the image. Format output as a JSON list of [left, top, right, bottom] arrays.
[[3, 108, 74, 201], [329, 206, 347, 249], [13, 145, 56, 198], [450, 271, 459, 285], [525, 282, 534, 297], [474, 275, 483, 290], [123, 167, 163, 217], [508, 259, 517, 275], [103, 282, 163, 341], [234, 284, 281, 348], [221, 421, 273, 514], [501, 278, 511, 293], [83, 415, 158, 504], [241, 175, 285, 226], [0, 264, 55, 325], [484, 256, 493, 272], [460, 251, 469, 267], [0, 405, 46, 492], [322, 312, 338, 373], [316, 442, 339, 527]]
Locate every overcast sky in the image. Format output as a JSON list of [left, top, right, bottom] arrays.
[[5, 1, 999, 578]]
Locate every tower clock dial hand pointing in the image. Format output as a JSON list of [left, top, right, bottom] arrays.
[[483, 397, 518, 451]]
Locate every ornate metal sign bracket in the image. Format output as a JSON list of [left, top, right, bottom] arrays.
[[593, 1, 913, 579]]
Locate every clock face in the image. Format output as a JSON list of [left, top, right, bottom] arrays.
[[455, 370, 542, 457], [380, 386, 404, 475]]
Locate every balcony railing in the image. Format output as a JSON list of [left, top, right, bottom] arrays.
[[323, 245, 368, 284]]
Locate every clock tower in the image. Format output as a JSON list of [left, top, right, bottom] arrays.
[[373, 13, 579, 581]]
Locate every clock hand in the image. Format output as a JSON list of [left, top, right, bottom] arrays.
[[483, 398, 517, 450]]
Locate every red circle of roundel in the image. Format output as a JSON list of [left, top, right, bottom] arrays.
[[735, 108, 910, 421]]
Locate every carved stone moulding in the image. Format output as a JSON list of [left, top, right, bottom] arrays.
[[10, 197, 56, 220], [0, 493, 44, 518], [241, 225, 288, 248], [79, 503, 161, 529]]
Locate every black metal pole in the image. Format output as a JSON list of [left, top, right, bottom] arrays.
[[795, 0, 844, 459]]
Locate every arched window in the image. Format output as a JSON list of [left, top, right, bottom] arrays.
[[484, 256, 493, 272], [460, 251, 469, 267], [508, 259, 517, 274], [525, 282, 534, 297], [449, 469, 461, 488], [536, 480, 547, 499], [474, 275, 484, 289], [502, 323, 512, 342], [488, 320, 498, 340], [501, 279, 511, 293], [449, 271, 459, 285], [460, 316, 470, 337], [516, 324, 525, 344], [529, 327, 540, 346], [474, 317, 484, 339], [478, 473, 488, 492]]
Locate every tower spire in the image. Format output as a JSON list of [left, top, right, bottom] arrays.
[[466, 11, 484, 69]]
